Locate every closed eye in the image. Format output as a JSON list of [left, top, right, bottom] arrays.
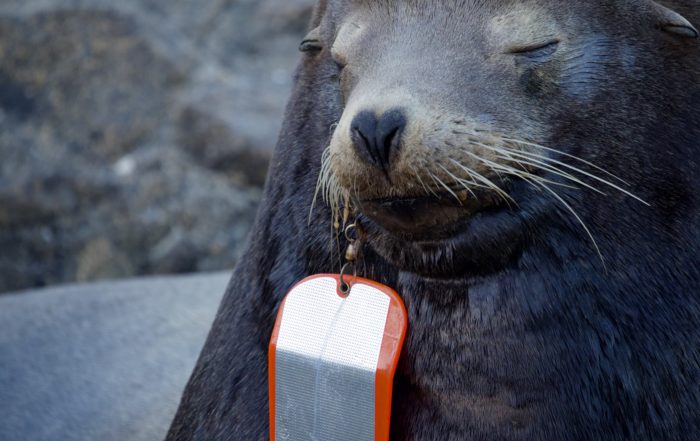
[[299, 39, 323, 53], [299, 28, 323, 53], [507, 40, 560, 60]]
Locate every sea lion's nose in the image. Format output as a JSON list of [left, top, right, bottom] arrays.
[[350, 109, 406, 172]]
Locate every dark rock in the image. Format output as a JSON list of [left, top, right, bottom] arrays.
[[0, 10, 183, 161], [0, 70, 36, 120], [177, 106, 270, 187]]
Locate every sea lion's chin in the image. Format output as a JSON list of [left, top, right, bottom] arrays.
[[359, 198, 467, 238], [356, 189, 524, 277], [357, 192, 489, 240]]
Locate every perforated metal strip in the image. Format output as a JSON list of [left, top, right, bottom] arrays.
[[274, 277, 390, 441]]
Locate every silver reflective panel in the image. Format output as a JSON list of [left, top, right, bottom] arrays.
[[275, 277, 391, 441]]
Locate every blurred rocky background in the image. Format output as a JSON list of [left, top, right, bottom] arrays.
[[0, 0, 315, 293]]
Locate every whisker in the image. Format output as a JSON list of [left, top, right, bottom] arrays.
[[409, 164, 441, 198], [477, 159, 607, 266], [437, 164, 480, 200], [453, 130, 646, 204], [498, 144, 649, 206], [536, 180, 606, 268], [447, 158, 516, 206], [499, 136, 629, 184], [312, 146, 346, 226], [488, 163, 607, 267], [429, 172, 463, 204], [462, 149, 540, 185], [494, 152, 608, 196], [469, 141, 602, 193], [465, 151, 580, 190], [449, 132, 619, 266], [310, 147, 331, 223]]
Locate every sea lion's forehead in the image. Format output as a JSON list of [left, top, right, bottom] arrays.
[[331, 0, 512, 7], [329, 0, 562, 54], [489, 4, 561, 48], [328, 0, 564, 15], [327, 0, 566, 33]]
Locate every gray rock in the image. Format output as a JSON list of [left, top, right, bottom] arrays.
[[0, 272, 228, 441], [0, 0, 315, 293], [76, 238, 135, 282]]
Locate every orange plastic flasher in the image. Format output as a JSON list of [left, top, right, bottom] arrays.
[[269, 274, 407, 441]]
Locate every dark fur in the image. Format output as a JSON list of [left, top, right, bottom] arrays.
[[167, 1, 700, 439]]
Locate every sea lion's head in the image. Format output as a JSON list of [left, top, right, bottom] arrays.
[[308, 0, 699, 276]]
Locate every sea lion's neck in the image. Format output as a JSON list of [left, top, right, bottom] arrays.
[[390, 268, 562, 436]]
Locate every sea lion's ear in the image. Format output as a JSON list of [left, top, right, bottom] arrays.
[[649, 1, 698, 38], [299, 27, 323, 52]]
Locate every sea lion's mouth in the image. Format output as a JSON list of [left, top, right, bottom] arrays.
[[358, 187, 506, 239]]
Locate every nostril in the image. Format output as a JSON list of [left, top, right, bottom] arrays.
[[376, 109, 406, 165], [382, 126, 402, 162], [349, 108, 407, 173], [350, 111, 379, 166], [352, 126, 376, 164]]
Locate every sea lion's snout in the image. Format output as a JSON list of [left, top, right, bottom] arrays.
[[324, 91, 519, 238], [349, 108, 406, 174]]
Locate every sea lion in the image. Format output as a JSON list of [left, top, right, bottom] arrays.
[[167, 0, 700, 440]]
